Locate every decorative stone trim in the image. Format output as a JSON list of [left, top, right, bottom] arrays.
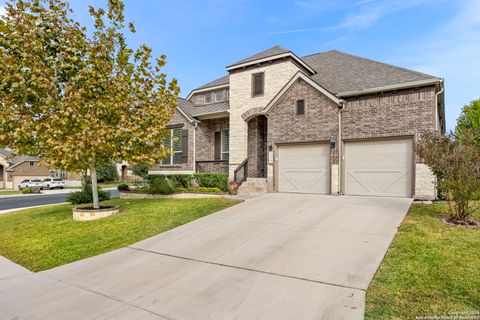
[[241, 107, 264, 122], [119, 192, 227, 200], [73, 205, 119, 221]]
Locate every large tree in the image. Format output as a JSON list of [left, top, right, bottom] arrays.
[[0, 0, 179, 208], [455, 99, 480, 145]]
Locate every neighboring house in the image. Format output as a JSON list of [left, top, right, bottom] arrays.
[[0, 149, 79, 189], [149, 46, 445, 200]]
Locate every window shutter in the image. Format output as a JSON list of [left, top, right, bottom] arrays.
[[182, 129, 189, 164], [214, 132, 221, 160]]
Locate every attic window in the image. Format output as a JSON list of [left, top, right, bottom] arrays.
[[215, 91, 225, 102], [204, 92, 212, 104], [252, 73, 264, 97], [296, 100, 305, 115], [29, 161, 35, 167]]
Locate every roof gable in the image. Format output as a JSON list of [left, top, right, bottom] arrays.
[[264, 71, 342, 114], [227, 45, 289, 68]]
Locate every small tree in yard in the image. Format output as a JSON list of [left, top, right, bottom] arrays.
[[0, 0, 179, 209], [455, 99, 480, 147], [416, 131, 480, 224]]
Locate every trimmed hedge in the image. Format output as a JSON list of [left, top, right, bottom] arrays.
[[148, 175, 175, 195], [193, 173, 228, 192], [67, 185, 110, 205], [148, 173, 228, 192]]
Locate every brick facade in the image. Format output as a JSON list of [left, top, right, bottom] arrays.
[[265, 79, 438, 198], [149, 108, 195, 173], [342, 85, 436, 158], [195, 117, 230, 162]]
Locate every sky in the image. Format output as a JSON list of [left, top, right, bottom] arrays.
[[1, 0, 479, 131]]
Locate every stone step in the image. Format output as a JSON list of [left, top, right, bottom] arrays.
[[237, 178, 268, 196]]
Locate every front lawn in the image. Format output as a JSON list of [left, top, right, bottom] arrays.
[[0, 198, 239, 272], [0, 190, 21, 196], [366, 203, 480, 319]]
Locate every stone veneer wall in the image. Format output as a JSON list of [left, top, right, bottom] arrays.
[[149, 108, 195, 173], [228, 59, 301, 179], [190, 88, 229, 106]]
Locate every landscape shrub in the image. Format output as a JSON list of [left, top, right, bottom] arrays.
[[148, 175, 174, 195], [164, 174, 194, 188], [68, 184, 110, 205], [117, 184, 130, 192], [21, 187, 32, 194], [417, 130, 480, 223], [193, 173, 228, 192], [175, 187, 224, 193], [147, 173, 229, 192]]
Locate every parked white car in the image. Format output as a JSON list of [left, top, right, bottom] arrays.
[[18, 179, 42, 190], [41, 178, 65, 190]]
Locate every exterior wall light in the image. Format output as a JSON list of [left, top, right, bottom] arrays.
[[330, 135, 337, 149]]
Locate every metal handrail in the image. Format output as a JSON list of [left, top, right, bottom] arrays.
[[233, 158, 248, 186]]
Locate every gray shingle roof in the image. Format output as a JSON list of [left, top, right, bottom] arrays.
[[188, 47, 440, 103], [227, 45, 290, 68], [178, 98, 229, 119], [196, 75, 229, 90], [302, 50, 439, 95], [0, 148, 11, 158]]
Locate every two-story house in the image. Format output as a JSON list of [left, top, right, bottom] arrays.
[[149, 46, 445, 200]]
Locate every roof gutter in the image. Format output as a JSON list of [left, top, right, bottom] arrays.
[[337, 78, 442, 98], [186, 84, 230, 101], [226, 52, 316, 75]]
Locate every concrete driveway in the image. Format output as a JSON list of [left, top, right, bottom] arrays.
[[0, 193, 412, 320]]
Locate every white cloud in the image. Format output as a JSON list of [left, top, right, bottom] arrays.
[[387, 0, 480, 131], [0, 6, 6, 17], [265, 0, 430, 35]]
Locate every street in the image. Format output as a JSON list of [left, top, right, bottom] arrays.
[[0, 189, 120, 212]]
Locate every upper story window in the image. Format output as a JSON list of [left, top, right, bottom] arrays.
[[204, 92, 212, 104], [29, 161, 35, 167], [296, 100, 305, 115], [252, 72, 264, 97], [215, 91, 225, 102]]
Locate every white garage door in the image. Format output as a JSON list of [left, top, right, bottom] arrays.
[[278, 144, 330, 194], [344, 139, 413, 197]]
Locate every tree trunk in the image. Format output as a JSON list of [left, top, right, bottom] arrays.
[[89, 164, 100, 209]]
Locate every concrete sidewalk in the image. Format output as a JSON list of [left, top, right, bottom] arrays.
[[0, 193, 412, 320]]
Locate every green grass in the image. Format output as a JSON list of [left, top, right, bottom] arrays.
[[0, 198, 239, 272], [98, 181, 136, 189], [0, 190, 21, 196], [366, 203, 480, 319]]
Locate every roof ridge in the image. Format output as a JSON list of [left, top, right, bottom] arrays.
[[301, 49, 335, 59]]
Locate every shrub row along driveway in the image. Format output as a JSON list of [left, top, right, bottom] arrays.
[[0, 193, 412, 320]]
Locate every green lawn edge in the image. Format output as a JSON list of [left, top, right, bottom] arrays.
[[0, 197, 239, 272], [365, 203, 480, 319]]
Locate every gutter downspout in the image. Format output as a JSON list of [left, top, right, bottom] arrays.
[[338, 100, 346, 195], [193, 121, 198, 173], [434, 80, 444, 132]]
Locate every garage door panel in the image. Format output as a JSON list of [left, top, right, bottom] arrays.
[[278, 144, 329, 194], [345, 139, 412, 198]]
